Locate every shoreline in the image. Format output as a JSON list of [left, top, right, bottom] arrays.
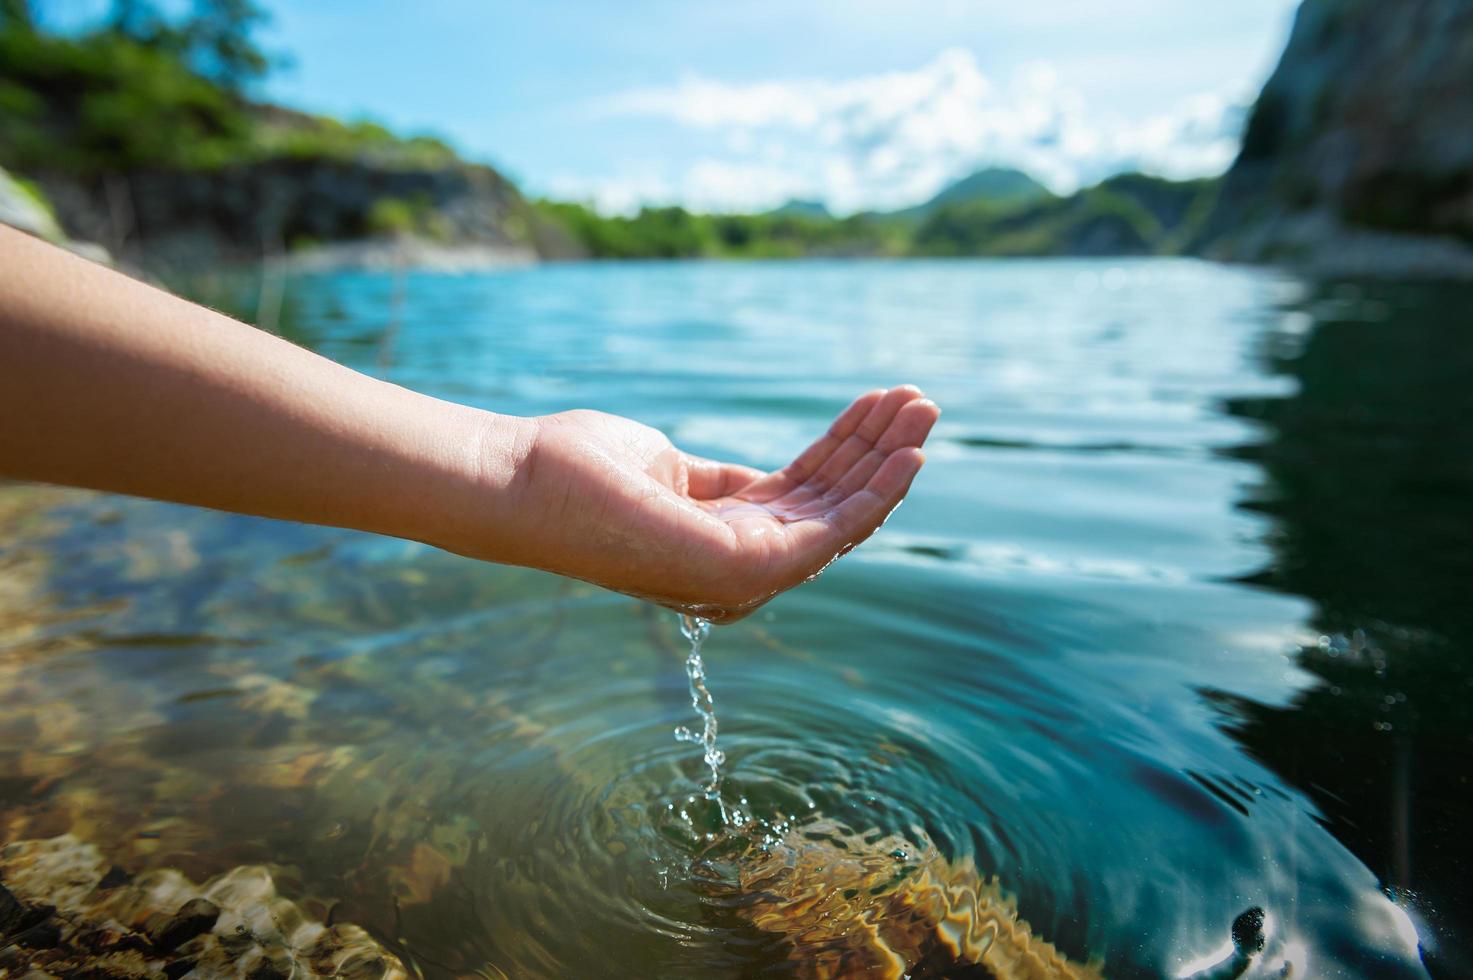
[[285, 238, 538, 274]]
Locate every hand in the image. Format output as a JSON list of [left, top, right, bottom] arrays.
[[0, 229, 937, 613], [503, 387, 939, 622]]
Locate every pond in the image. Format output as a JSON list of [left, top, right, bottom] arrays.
[[2, 258, 1469, 977]]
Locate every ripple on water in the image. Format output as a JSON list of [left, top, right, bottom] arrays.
[[0, 507, 1431, 979], [422, 612, 1109, 978]]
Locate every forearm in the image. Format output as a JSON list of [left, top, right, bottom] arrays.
[[0, 225, 530, 553], [0, 225, 935, 619]]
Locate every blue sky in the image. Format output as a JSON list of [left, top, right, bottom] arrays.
[[47, 0, 1302, 213]]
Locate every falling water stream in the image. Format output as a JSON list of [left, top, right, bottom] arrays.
[[672, 615, 725, 808]]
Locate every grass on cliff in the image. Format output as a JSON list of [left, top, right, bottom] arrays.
[[0, 22, 458, 177]]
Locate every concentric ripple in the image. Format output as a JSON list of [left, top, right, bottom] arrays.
[[433, 615, 1050, 977]]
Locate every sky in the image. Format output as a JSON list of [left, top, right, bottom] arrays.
[[46, 0, 1303, 214]]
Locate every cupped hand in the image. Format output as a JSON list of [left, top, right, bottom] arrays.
[[511, 386, 940, 622]]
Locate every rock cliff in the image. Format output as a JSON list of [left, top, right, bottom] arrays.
[[0, 165, 110, 262], [32, 154, 573, 272], [1204, 0, 1473, 277]]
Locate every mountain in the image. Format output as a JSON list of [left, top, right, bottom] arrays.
[[924, 166, 1051, 210], [1202, 0, 1473, 277], [888, 166, 1051, 222], [766, 199, 832, 220], [912, 172, 1217, 258]]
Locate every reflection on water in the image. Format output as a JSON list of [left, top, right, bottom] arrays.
[[1, 260, 1465, 977], [1212, 279, 1473, 976]]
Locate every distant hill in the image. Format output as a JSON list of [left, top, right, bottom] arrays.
[[912, 171, 1219, 258], [766, 198, 832, 220], [888, 167, 1050, 222]]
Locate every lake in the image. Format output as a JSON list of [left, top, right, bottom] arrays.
[[2, 258, 1469, 977]]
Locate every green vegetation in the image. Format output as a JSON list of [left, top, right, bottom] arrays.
[[0, 2, 458, 178], [252, 116, 459, 169], [0, 162, 63, 241], [910, 174, 1218, 257], [916, 180, 1144, 257], [7, 171, 56, 222], [538, 172, 1218, 260], [534, 201, 910, 259], [0, 21, 250, 173], [364, 194, 453, 241]]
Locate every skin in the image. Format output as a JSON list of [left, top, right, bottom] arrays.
[[0, 225, 939, 621]]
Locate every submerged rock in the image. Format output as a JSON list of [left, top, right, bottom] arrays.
[[1231, 906, 1267, 957], [0, 835, 407, 979], [148, 898, 220, 953], [0, 880, 23, 935], [736, 819, 1102, 979]]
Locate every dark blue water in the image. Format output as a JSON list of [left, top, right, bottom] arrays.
[[3, 259, 1469, 977]]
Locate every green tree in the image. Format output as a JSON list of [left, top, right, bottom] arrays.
[[184, 0, 270, 91], [0, 0, 33, 31], [109, 0, 162, 40]]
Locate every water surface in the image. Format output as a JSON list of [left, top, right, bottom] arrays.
[[3, 259, 1469, 976]]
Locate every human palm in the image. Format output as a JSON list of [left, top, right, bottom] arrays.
[[519, 387, 939, 621]]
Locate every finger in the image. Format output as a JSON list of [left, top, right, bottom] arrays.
[[877, 396, 940, 452], [786, 447, 926, 564], [771, 385, 925, 507], [785, 399, 939, 519], [684, 455, 766, 499], [740, 388, 885, 501]]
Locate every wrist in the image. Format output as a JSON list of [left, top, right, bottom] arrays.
[[411, 402, 539, 563]]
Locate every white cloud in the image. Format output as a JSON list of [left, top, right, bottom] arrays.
[[572, 49, 1247, 214]]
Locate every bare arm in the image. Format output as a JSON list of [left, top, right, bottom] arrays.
[[0, 223, 530, 558], [0, 225, 937, 621]]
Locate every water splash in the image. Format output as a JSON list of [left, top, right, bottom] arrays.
[[673, 615, 725, 805]]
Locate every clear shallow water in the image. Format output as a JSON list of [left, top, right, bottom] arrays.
[[2, 259, 1470, 976]]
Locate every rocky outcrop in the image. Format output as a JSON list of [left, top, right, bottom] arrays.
[[1, 165, 111, 263], [32, 156, 553, 272], [0, 165, 62, 241], [1204, 0, 1473, 277]]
